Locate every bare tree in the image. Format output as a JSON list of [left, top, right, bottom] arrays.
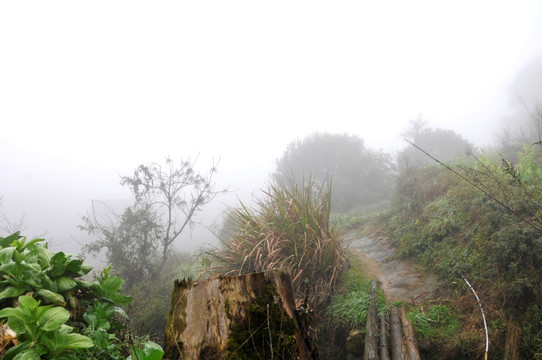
[[81, 157, 224, 284], [0, 196, 28, 235]]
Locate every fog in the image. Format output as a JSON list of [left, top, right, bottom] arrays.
[[1, 1, 542, 258]]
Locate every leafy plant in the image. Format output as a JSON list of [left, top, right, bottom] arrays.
[[0, 233, 163, 360], [0, 295, 93, 360], [383, 144, 542, 356], [0, 232, 92, 309], [127, 340, 164, 360]]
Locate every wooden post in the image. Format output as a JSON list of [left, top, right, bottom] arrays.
[[364, 279, 379, 360], [164, 268, 317, 360], [389, 306, 404, 360], [379, 312, 390, 360], [400, 307, 420, 360]]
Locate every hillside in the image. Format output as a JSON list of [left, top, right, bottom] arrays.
[[365, 145, 542, 359]]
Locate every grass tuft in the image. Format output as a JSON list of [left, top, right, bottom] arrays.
[[204, 176, 347, 313]]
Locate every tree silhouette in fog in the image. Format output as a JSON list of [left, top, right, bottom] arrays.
[[274, 132, 394, 212]]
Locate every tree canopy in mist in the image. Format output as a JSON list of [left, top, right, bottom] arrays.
[[274, 132, 395, 211], [398, 118, 473, 171]]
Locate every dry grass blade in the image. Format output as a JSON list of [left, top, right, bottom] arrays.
[[204, 176, 346, 313]]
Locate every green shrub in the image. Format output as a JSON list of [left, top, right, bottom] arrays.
[[325, 256, 387, 329], [408, 304, 460, 343], [0, 232, 163, 360], [383, 145, 542, 356], [0, 295, 93, 360]]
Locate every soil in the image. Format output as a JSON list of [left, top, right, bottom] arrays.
[[346, 235, 441, 303]]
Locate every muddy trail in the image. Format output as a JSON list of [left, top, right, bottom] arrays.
[[346, 235, 441, 303]]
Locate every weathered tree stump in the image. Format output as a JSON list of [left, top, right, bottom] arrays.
[[164, 268, 317, 360]]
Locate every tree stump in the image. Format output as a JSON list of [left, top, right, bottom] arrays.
[[164, 268, 317, 360]]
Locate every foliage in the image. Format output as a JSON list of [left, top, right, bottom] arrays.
[[274, 132, 395, 211], [205, 176, 346, 313], [335, 213, 369, 233], [384, 144, 542, 356], [224, 282, 298, 360], [0, 232, 92, 311], [325, 259, 387, 329], [0, 295, 93, 360], [0, 233, 163, 360], [127, 340, 164, 360], [398, 120, 473, 172], [81, 157, 223, 287], [127, 251, 201, 338], [408, 304, 460, 344], [81, 205, 162, 289]]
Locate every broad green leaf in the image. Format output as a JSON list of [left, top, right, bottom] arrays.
[[0, 307, 23, 320], [127, 341, 164, 360], [48, 252, 68, 276], [23, 248, 38, 264], [61, 333, 94, 349], [75, 264, 93, 277], [22, 237, 44, 249], [41, 275, 55, 291], [94, 275, 132, 305], [13, 348, 41, 360], [0, 261, 15, 274], [143, 341, 164, 360], [24, 262, 42, 273], [7, 317, 27, 335], [18, 295, 39, 311], [35, 303, 54, 320], [0, 285, 25, 300], [65, 259, 83, 273], [39, 307, 69, 331], [2, 341, 30, 360], [24, 275, 43, 289], [36, 245, 53, 268], [58, 324, 74, 334], [36, 289, 66, 306], [96, 275, 123, 296], [0, 232, 21, 249], [128, 347, 146, 360], [74, 279, 92, 288], [0, 247, 15, 264], [143, 349, 164, 360], [55, 277, 77, 292], [115, 306, 129, 319]]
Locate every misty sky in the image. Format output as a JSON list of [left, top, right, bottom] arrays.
[[1, 1, 542, 254]]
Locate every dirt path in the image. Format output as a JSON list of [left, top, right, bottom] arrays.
[[346, 235, 441, 303]]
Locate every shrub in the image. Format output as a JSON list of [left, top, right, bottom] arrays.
[[0, 232, 164, 360], [205, 176, 347, 313]]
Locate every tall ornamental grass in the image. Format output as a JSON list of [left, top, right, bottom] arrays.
[[207, 177, 347, 312]]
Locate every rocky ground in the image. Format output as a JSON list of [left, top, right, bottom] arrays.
[[346, 235, 441, 303]]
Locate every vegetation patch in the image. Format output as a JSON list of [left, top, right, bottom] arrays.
[[225, 280, 298, 360], [325, 256, 387, 330], [205, 176, 346, 314], [381, 145, 542, 357], [0, 232, 164, 360]]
